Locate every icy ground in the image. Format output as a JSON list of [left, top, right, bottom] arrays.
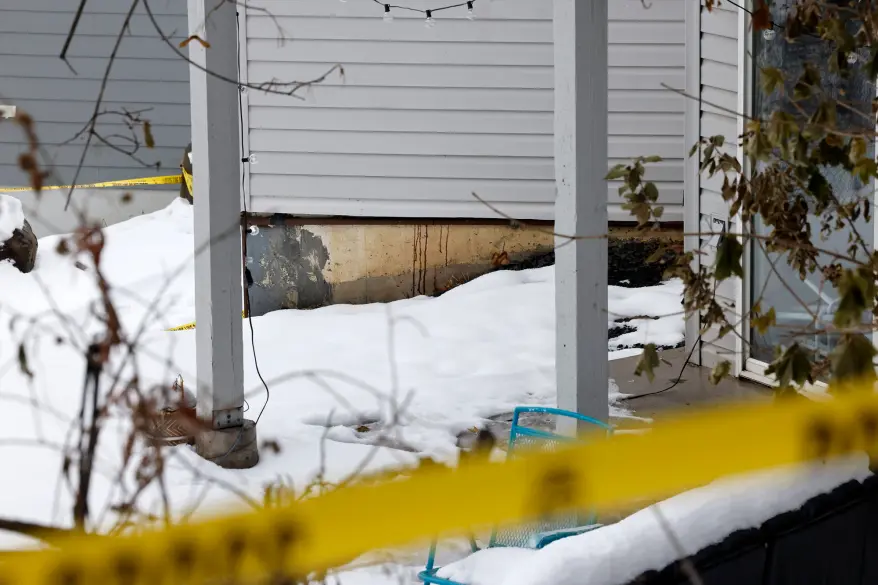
[[2, 200, 863, 585]]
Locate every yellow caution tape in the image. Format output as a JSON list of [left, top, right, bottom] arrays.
[[4, 384, 878, 585], [182, 166, 194, 198], [0, 175, 182, 193], [166, 309, 248, 332]]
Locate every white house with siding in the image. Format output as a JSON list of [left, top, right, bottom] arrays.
[[0, 0, 688, 234], [0, 0, 190, 235], [238, 0, 687, 222], [6, 0, 811, 389], [186, 0, 692, 433]]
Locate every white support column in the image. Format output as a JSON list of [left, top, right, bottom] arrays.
[[188, 0, 257, 468], [553, 0, 609, 431], [684, 0, 702, 365]]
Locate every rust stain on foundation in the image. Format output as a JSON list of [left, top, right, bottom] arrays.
[[284, 222, 553, 305]]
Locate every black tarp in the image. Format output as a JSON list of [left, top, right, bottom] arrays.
[[630, 475, 878, 585]]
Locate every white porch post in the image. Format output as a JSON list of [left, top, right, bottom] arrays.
[[188, 0, 258, 467], [553, 0, 609, 431]]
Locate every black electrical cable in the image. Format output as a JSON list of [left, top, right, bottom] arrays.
[[371, 0, 475, 15], [621, 335, 702, 402], [236, 11, 271, 425]]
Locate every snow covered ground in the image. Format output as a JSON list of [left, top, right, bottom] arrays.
[[3, 188, 178, 237], [4, 199, 862, 585], [0, 199, 684, 547], [608, 280, 685, 351]]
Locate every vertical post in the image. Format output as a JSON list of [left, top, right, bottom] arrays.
[[188, 0, 257, 468], [553, 0, 609, 432], [684, 0, 702, 365]]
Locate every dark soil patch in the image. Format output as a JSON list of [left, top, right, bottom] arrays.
[[494, 250, 556, 272], [608, 238, 677, 288], [432, 229, 682, 298], [612, 340, 685, 351], [609, 324, 637, 340], [493, 237, 679, 288]]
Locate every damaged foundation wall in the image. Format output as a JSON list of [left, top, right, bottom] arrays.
[[244, 218, 554, 315]]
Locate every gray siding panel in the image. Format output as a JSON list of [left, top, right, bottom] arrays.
[[2, 0, 185, 14], [699, 0, 741, 369], [244, 0, 687, 220], [0, 1, 190, 187], [6, 100, 191, 127]]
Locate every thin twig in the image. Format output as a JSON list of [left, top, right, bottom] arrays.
[[142, 0, 342, 98], [60, 0, 89, 73], [64, 0, 141, 211], [0, 518, 75, 542]]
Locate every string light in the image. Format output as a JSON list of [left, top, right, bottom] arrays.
[[372, 0, 477, 23], [762, 28, 776, 41]]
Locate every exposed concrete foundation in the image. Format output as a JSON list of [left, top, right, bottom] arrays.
[[245, 219, 555, 314], [244, 216, 682, 315], [196, 419, 259, 469]]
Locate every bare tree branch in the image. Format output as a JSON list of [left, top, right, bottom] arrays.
[[60, 0, 89, 74], [142, 0, 342, 98], [63, 0, 142, 211], [0, 518, 75, 542]]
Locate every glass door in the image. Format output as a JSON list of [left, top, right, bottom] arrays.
[[745, 0, 875, 381]]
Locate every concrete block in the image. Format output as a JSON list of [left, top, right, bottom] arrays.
[[196, 419, 259, 469]]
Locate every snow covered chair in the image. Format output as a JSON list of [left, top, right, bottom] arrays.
[[418, 406, 612, 585]]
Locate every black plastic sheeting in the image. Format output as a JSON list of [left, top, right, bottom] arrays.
[[629, 474, 878, 585]]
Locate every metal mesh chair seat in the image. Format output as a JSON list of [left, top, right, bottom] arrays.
[[419, 406, 612, 585]]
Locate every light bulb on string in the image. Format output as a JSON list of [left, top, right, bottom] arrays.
[[248, 153, 258, 165], [425, 10, 435, 28], [466, 1, 475, 20], [383, 4, 393, 22], [762, 28, 776, 41], [847, 52, 859, 64]]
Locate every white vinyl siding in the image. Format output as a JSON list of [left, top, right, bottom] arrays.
[[242, 0, 686, 220], [699, 0, 740, 368], [0, 0, 190, 187]]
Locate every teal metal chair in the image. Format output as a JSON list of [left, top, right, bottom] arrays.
[[418, 406, 612, 585]]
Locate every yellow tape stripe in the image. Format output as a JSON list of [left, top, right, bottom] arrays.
[[166, 310, 247, 332], [5, 387, 878, 585], [0, 175, 182, 193], [182, 167, 194, 197]]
